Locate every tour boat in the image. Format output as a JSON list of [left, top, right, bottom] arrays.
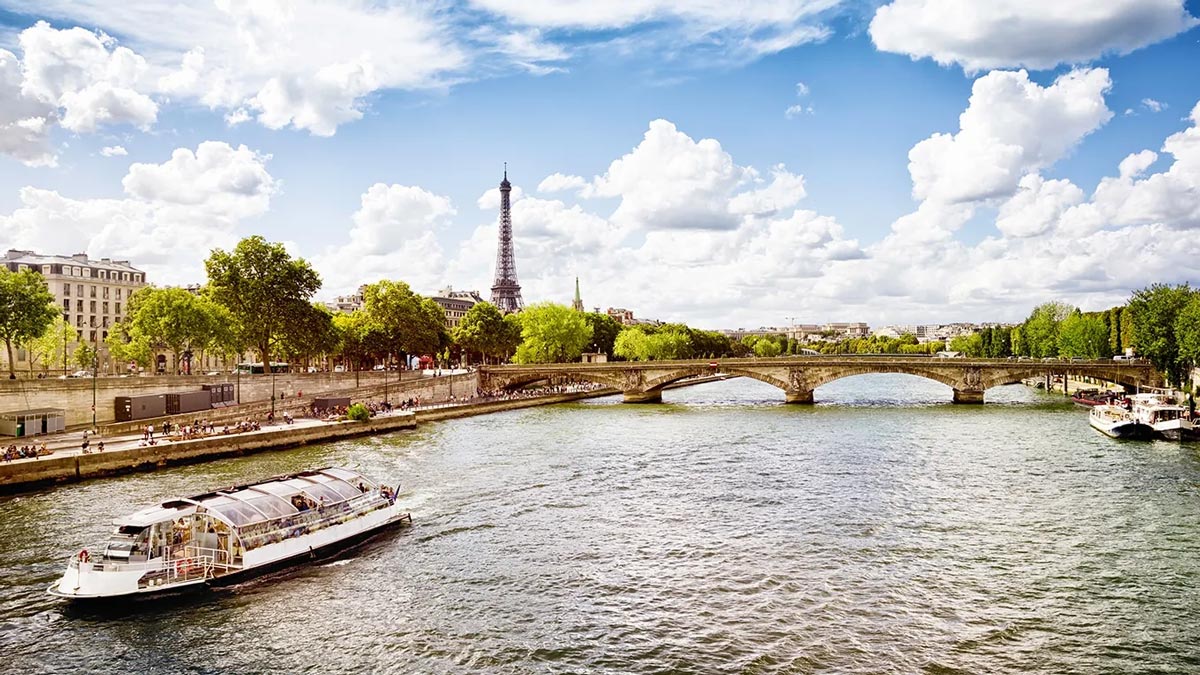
[[1128, 393, 1194, 441], [1089, 404, 1153, 440], [48, 467, 411, 601]]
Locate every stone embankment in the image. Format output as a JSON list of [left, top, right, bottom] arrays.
[[0, 373, 726, 495], [0, 387, 618, 494]]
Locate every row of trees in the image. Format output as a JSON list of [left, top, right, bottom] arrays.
[[2, 236, 1197, 385]]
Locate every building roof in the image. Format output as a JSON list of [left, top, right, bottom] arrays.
[[4, 249, 143, 274]]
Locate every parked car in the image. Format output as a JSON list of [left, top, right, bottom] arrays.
[[1113, 355, 1130, 361], [333, 365, 346, 373], [69, 370, 92, 378]]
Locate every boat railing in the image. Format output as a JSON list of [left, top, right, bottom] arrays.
[[238, 492, 390, 551]]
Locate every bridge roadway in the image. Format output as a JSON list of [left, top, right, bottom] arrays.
[[479, 356, 1161, 404]]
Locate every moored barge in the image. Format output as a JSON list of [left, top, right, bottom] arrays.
[[49, 467, 410, 600]]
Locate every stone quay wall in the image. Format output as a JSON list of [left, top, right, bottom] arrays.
[[0, 371, 444, 428], [0, 412, 419, 493], [0, 387, 619, 494]]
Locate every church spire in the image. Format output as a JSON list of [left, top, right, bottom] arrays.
[[572, 276, 584, 312]]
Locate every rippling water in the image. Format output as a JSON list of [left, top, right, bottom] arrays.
[[3, 375, 1200, 674]]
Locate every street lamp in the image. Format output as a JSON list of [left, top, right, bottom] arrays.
[[383, 352, 389, 406], [92, 324, 98, 429], [270, 357, 276, 422]]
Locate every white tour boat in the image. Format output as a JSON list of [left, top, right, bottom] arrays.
[[49, 467, 411, 601], [1127, 393, 1194, 441], [1089, 404, 1154, 440]]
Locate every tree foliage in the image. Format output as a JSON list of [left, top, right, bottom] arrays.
[[361, 280, 448, 358], [513, 303, 593, 363], [205, 236, 322, 364], [583, 312, 622, 358], [105, 321, 154, 371], [123, 287, 232, 373], [1018, 301, 1073, 358], [454, 302, 520, 364], [1057, 311, 1110, 359], [28, 316, 76, 374], [1127, 283, 1195, 384], [1176, 294, 1200, 375], [0, 268, 59, 378]]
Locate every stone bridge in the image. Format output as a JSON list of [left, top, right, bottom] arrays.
[[478, 357, 1161, 404]]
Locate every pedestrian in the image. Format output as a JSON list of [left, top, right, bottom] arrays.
[[148, 424, 154, 440], [97, 441, 105, 452]]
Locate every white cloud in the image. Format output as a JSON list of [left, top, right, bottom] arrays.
[[1142, 97, 1167, 113], [1092, 102, 1200, 229], [99, 145, 126, 156], [537, 173, 588, 195], [907, 68, 1111, 204], [784, 104, 813, 119], [0, 48, 57, 167], [795, 81, 810, 97], [994, 174, 1084, 238], [591, 119, 747, 230], [19, 21, 158, 133], [870, 0, 1198, 71], [0, 141, 275, 283], [314, 183, 455, 293]]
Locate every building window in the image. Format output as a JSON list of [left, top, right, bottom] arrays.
[[102, 330, 108, 340], [76, 284, 83, 296], [89, 330, 96, 342], [89, 315, 96, 327], [115, 315, 121, 323], [90, 286, 96, 298], [103, 287, 109, 299], [64, 283, 70, 296], [115, 302, 121, 314], [76, 300, 83, 312], [83, 268, 91, 278], [103, 302, 109, 314], [90, 301, 96, 313], [102, 317, 109, 328], [115, 288, 121, 299], [76, 316, 83, 327], [42, 265, 50, 274], [99, 270, 107, 279], [17, 264, 27, 271], [134, 274, 141, 283], [63, 299, 69, 310], [122, 272, 129, 281]]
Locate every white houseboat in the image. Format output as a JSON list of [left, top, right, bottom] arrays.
[[1089, 405, 1154, 440], [1128, 393, 1194, 441], [49, 467, 411, 601]]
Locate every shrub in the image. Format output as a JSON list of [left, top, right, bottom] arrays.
[[346, 403, 371, 421]]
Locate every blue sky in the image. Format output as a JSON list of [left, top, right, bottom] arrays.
[[0, 1, 1198, 328]]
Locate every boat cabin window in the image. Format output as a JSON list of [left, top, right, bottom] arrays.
[[104, 525, 148, 560]]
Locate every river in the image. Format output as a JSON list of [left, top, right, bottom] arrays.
[[2, 375, 1199, 674]]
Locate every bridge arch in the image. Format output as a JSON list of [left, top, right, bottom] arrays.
[[803, 365, 963, 392]]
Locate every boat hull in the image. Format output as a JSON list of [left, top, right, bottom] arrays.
[[1091, 420, 1154, 439], [49, 511, 411, 603]]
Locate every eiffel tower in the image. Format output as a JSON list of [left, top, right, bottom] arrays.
[[490, 164, 524, 313]]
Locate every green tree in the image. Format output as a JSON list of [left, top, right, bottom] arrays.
[[1176, 295, 1200, 375], [124, 287, 228, 373], [205, 236, 322, 365], [454, 302, 509, 364], [275, 302, 338, 368], [27, 315, 74, 374], [1108, 306, 1122, 354], [613, 327, 650, 361], [104, 321, 154, 372], [1057, 312, 1110, 359], [514, 302, 593, 363], [499, 314, 523, 361], [1021, 301, 1073, 358], [948, 333, 984, 356], [73, 343, 96, 371], [361, 280, 448, 359], [0, 268, 59, 378], [583, 312, 622, 358], [1127, 283, 1195, 383], [753, 338, 782, 357]]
